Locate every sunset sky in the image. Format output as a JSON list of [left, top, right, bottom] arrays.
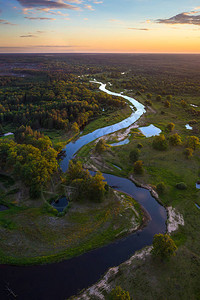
[[0, 0, 200, 53]]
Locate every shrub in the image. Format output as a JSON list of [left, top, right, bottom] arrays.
[[169, 133, 182, 146], [95, 139, 106, 153], [109, 286, 132, 300], [137, 143, 143, 149], [189, 119, 197, 125], [152, 134, 168, 151], [145, 99, 152, 106], [184, 147, 193, 159], [151, 234, 177, 260], [156, 182, 166, 194], [71, 122, 79, 133], [164, 100, 171, 108], [134, 160, 144, 174], [181, 99, 187, 107], [129, 148, 140, 163], [186, 136, 200, 150], [166, 122, 175, 132], [156, 95, 162, 101], [146, 93, 152, 99], [176, 182, 187, 190], [166, 95, 172, 101]]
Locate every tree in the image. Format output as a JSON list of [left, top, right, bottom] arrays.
[[95, 139, 106, 154], [164, 100, 171, 108], [129, 149, 140, 163], [184, 147, 193, 159], [109, 286, 132, 300], [156, 95, 162, 102], [151, 234, 177, 260], [145, 99, 152, 106], [152, 134, 168, 151], [156, 182, 166, 194], [169, 133, 182, 146], [133, 160, 144, 174], [186, 136, 200, 150], [166, 122, 175, 132], [71, 122, 79, 133], [146, 93, 152, 99]]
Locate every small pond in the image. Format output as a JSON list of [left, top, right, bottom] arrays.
[[110, 138, 130, 147], [139, 124, 161, 137], [195, 203, 200, 210], [185, 124, 192, 130], [51, 197, 68, 212], [112, 164, 122, 170], [196, 183, 200, 190], [0, 204, 9, 211]]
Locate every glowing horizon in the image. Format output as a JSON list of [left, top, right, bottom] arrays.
[[0, 0, 200, 54]]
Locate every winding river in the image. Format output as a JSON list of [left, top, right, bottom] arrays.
[[0, 82, 167, 300]]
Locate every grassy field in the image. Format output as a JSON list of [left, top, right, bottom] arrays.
[[0, 178, 143, 265], [76, 88, 200, 299], [81, 105, 132, 135]]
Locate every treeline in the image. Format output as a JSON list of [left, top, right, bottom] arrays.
[[0, 76, 126, 131], [0, 126, 59, 198], [63, 161, 107, 202]]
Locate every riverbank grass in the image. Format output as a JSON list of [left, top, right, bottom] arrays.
[[0, 188, 144, 265]]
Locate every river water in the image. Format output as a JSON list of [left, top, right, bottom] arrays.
[[0, 82, 167, 300]]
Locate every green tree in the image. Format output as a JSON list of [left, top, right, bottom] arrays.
[[164, 100, 171, 108], [184, 147, 193, 159], [95, 139, 106, 154], [129, 149, 140, 163], [186, 136, 200, 150], [156, 95, 162, 102], [133, 160, 144, 174], [156, 182, 166, 194], [71, 122, 79, 133], [166, 122, 175, 132], [152, 134, 168, 151], [169, 133, 182, 146], [109, 286, 132, 300], [151, 234, 177, 260]]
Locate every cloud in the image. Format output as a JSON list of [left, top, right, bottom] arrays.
[[84, 4, 94, 11], [20, 34, 37, 38], [0, 19, 16, 25], [25, 16, 56, 20], [109, 19, 123, 24], [128, 27, 150, 31], [17, 0, 80, 10], [156, 11, 200, 26]]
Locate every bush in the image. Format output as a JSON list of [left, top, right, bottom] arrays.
[[145, 99, 152, 106], [95, 139, 106, 153], [166, 95, 172, 101], [186, 136, 200, 150], [109, 286, 132, 300], [164, 100, 171, 108], [156, 95, 162, 101], [152, 134, 168, 151], [184, 147, 193, 159], [166, 122, 175, 132], [156, 182, 166, 194], [134, 160, 144, 174], [176, 182, 187, 190], [129, 148, 140, 163], [151, 234, 177, 260], [137, 143, 143, 149], [146, 93, 152, 99], [169, 133, 182, 146]]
